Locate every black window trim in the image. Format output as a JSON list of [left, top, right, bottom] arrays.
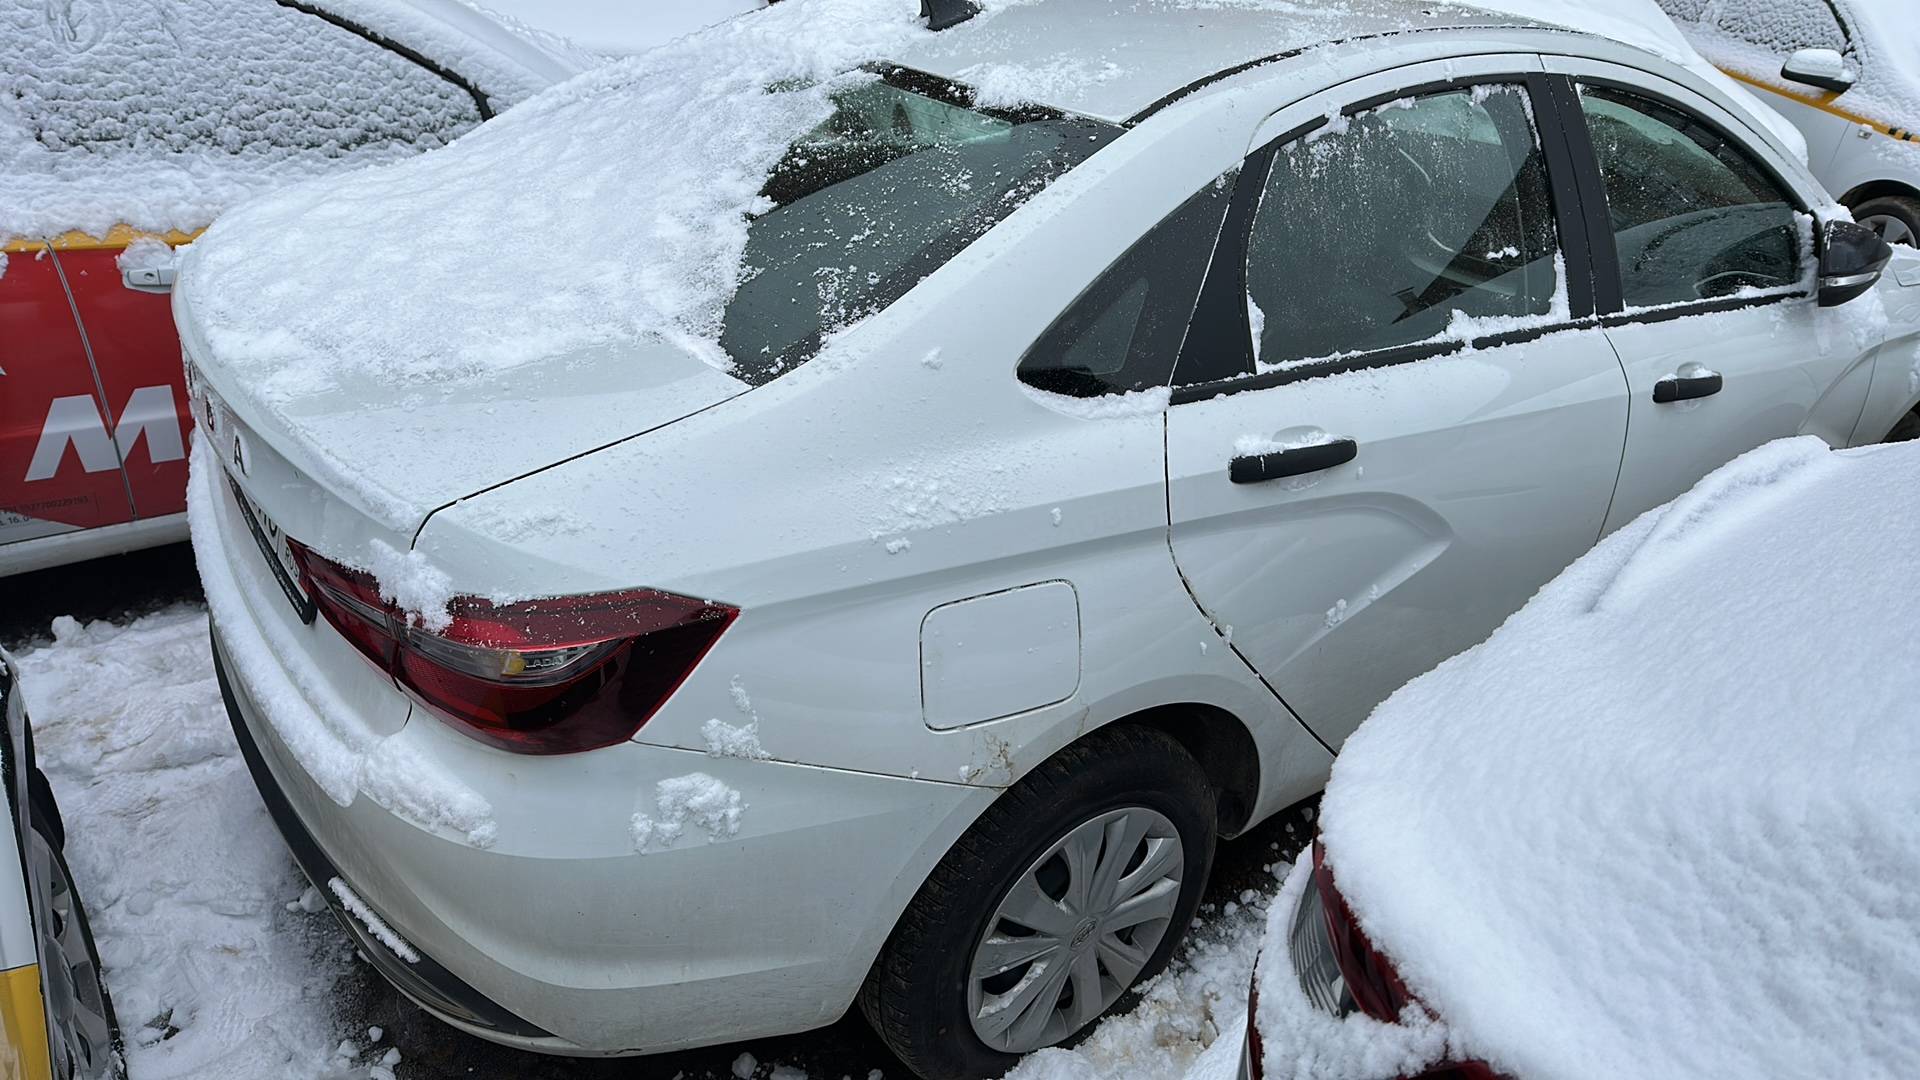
[[1169, 72, 1595, 406], [1558, 71, 1818, 322], [274, 0, 496, 120]]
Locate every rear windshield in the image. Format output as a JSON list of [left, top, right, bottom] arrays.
[[720, 67, 1120, 383]]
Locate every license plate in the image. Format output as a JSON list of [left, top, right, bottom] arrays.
[[192, 364, 317, 625]]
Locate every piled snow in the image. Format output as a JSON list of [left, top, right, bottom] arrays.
[[1248, 863, 1452, 1080], [1006, 866, 1293, 1080], [9, 608, 393, 1079], [629, 772, 747, 851], [1319, 437, 1920, 1078], [177, 0, 943, 416], [0, 0, 562, 242], [473, 0, 766, 56]]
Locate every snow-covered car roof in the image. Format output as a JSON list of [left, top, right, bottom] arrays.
[[892, 0, 1555, 124], [469, 0, 767, 57], [1313, 436, 1920, 1077], [0, 0, 585, 242]]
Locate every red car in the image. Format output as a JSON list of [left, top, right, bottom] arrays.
[[0, 0, 581, 575]]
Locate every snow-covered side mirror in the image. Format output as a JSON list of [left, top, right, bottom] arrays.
[[1781, 48, 1857, 94], [1819, 220, 1893, 307]]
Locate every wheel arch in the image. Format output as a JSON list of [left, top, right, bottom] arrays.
[[1839, 178, 1920, 208], [1109, 702, 1264, 838]]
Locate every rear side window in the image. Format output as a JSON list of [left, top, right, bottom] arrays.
[[721, 69, 1120, 383], [1242, 85, 1563, 370], [1016, 175, 1233, 397], [5, 0, 483, 158], [1654, 0, 1851, 57], [1577, 87, 1803, 309]]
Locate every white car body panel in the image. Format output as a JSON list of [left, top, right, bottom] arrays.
[[1168, 52, 1631, 748], [1539, 55, 1884, 529], [181, 10, 1920, 1060]]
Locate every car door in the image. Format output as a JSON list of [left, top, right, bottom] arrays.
[[49, 232, 193, 524], [1165, 61, 1631, 748], [0, 241, 136, 551], [1541, 59, 1880, 531], [25, 0, 491, 524]]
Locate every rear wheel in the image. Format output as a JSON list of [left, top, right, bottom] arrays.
[[860, 725, 1217, 1080], [27, 817, 122, 1079], [1851, 195, 1920, 248]]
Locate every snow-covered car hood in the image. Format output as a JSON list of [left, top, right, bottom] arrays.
[[1314, 436, 1920, 1078]]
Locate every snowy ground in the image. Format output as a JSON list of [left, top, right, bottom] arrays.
[[0, 545, 1308, 1080]]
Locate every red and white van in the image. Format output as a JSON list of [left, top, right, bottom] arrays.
[[0, 0, 585, 575]]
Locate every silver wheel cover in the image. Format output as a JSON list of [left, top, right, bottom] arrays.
[[29, 828, 118, 1080], [1860, 212, 1916, 248], [966, 806, 1185, 1054]]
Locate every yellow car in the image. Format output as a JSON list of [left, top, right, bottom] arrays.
[[0, 654, 117, 1080]]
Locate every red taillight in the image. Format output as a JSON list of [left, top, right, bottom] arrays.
[[1312, 843, 1416, 1023], [287, 540, 738, 754]]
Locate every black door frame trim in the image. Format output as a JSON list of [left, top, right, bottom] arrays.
[[1548, 70, 1821, 321]]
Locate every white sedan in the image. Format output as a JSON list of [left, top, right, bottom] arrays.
[[174, 0, 1920, 1076], [1250, 435, 1920, 1079]]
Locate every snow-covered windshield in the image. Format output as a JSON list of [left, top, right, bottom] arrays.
[[721, 68, 1118, 383]]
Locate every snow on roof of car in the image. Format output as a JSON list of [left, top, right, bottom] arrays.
[[891, 0, 1555, 123], [0, 0, 581, 243], [1315, 435, 1920, 1078], [469, 0, 767, 57]]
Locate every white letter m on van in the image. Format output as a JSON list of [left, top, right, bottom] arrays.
[[25, 386, 185, 482]]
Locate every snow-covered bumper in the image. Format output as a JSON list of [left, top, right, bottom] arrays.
[[191, 447, 992, 1054]]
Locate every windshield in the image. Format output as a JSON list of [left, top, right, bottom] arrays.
[[720, 67, 1120, 383]]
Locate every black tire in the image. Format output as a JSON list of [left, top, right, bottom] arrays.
[[29, 817, 124, 1079], [1850, 194, 1920, 248], [860, 725, 1217, 1080]]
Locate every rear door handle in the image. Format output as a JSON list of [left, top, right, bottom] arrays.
[[1652, 371, 1722, 403], [1229, 437, 1357, 484]]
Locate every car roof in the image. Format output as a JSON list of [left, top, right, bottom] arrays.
[[889, 0, 1557, 124]]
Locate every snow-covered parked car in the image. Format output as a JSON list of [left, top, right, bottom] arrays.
[[0, 653, 120, 1080], [1656, 0, 1920, 245], [176, 0, 1920, 1075], [0, 0, 584, 577], [1245, 435, 1920, 1080]]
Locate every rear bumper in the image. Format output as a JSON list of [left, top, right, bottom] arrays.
[[211, 602, 992, 1053], [212, 633, 553, 1043]]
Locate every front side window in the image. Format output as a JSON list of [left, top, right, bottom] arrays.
[[7, 0, 482, 159], [721, 69, 1119, 383], [1653, 0, 1851, 57], [1578, 87, 1803, 310], [1242, 85, 1563, 371]]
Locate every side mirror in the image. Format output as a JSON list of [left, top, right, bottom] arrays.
[[1781, 48, 1857, 94], [1819, 219, 1893, 307]]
